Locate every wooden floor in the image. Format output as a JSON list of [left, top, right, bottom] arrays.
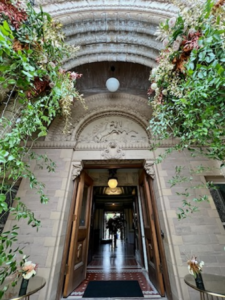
[[66, 240, 163, 299]]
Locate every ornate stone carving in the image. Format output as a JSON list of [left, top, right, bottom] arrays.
[[72, 161, 83, 180], [101, 142, 125, 160], [36, 1, 177, 70], [46, 93, 151, 143], [77, 115, 148, 147], [144, 160, 155, 179]]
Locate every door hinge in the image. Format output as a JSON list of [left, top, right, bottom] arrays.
[[73, 214, 77, 221], [65, 264, 69, 275], [159, 263, 163, 273]]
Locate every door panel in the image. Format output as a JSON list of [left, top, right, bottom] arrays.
[[139, 171, 165, 296], [63, 171, 93, 297], [133, 196, 144, 267], [148, 177, 173, 300]]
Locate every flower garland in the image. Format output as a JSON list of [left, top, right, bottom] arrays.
[[148, 0, 225, 163], [0, 0, 85, 133]]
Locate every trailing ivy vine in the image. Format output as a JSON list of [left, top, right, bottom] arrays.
[[0, 0, 84, 297], [148, 0, 225, 217], [148, 0, 225, 164]]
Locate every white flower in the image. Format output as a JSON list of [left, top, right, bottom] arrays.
[[188, 28, 196, 35], [163, 38, 169, 48], [172, 41, 180, 51], [49, 82, 55, 88], [39, 55, 48, 64], [199, 261, 204, 268], [182, 7, 189, 14], [151, 83, 158, 90], [48, 62, 56, 69], [176, 36, 183, 44], [168, 17, 176, 28], [162, 89, 168, 96], [151, 68, 158, 76]]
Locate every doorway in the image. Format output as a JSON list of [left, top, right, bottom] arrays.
[[62, 166, 171, 299]]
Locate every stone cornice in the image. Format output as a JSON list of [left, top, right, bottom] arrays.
[[36, 1, 177, 20], [26, 141, 76, 149], [27, 139, 180, 150]]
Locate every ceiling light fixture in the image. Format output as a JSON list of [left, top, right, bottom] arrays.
[[106, 77, 120, 92], [108, 169, 118, 189]]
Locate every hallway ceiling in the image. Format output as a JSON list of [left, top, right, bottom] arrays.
[[75, 61, 150, 97]]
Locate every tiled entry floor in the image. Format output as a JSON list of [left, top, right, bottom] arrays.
[[67, 241, 161, 299]]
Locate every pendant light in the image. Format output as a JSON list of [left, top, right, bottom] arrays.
[[108, 169, 118, 189]]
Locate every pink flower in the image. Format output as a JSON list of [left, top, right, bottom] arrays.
[[168, 17, 176, 28], [69, 72, 82, 81], [22, 261, 36, 279], [58, 68, 65, 74]]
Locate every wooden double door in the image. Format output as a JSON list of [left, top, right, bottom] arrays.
[[63, 171, 93, 297], [63, 170, 171, 299]]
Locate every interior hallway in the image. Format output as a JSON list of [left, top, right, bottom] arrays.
[[66, 240, 161, 299]]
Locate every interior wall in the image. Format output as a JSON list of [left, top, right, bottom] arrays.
[[124, 208, 134, 244]]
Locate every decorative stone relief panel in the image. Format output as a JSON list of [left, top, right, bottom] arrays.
[[76, 115, 149, 150], [45, 93, 151, 143]]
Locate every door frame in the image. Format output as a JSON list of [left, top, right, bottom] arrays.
[[58, 160, 172, 300]]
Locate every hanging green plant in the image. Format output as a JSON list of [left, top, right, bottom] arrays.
[[0, 0, 85, 297], [148, 0, 225, 165]]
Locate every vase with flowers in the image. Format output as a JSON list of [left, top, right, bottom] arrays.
[[187, 256, 205, 290], [19, 256, 37, 296]]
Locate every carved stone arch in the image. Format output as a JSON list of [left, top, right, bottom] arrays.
[[46, 93, 152, 143], [37, 1, 177, 70]]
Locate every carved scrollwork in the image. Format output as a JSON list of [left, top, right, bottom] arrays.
[[144, 160, 155, 179], [72, 161, 83, 180]]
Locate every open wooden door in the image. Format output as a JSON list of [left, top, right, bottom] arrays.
[[63, 171, 93, 297], [139, 171, 165, 296]]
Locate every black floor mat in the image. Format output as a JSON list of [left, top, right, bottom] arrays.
[[82, 280, 144, 298]]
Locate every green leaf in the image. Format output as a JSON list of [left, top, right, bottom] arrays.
[[0, 194, 6, 202]]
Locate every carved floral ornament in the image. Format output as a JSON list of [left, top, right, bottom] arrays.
[[101, 141, 125, 160]]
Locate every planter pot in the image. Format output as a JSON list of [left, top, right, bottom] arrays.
[[195, 273, 205, 290]]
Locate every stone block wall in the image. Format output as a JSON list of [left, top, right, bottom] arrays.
[[4, 148, 74, 300], [153, 149, 225, 300], [3, 146, 225, 300]]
